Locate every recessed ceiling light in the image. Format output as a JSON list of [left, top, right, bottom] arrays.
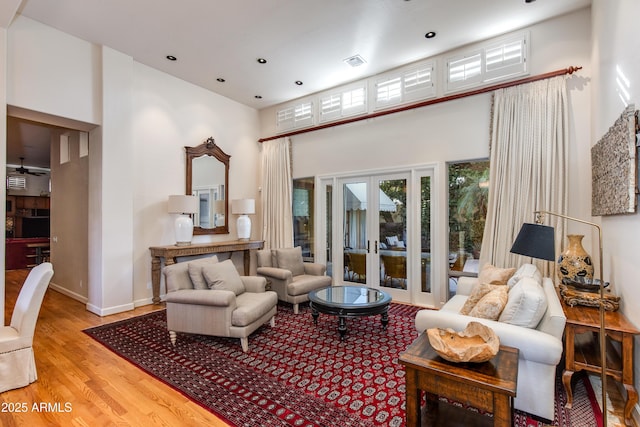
[[255, 95, 263, 99], [216, 78, 226, 83], [257, 58, 267, 64], [343, 54, 366, 68], [166, 55, 177, 61], [295, 81, 303, 86], [425, 31, 436, 39]]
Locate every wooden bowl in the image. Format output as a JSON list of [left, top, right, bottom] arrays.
[[427, 321, 500, 363]]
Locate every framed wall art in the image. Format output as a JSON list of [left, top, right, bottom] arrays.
[[591, 104, 639, 216]]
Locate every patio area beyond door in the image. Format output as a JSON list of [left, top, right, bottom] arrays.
[[339, 174, 411, 302], [318, 167, 435, 306]]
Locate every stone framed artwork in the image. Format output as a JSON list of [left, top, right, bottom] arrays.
[[591, 104, 639, 216]]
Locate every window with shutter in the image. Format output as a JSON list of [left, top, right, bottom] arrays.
[[374, 61, 435, 109], [446, 32, 528, 93], [319, 84, 366, 123], [7, 176, 26, 190], [277, 101, 314, 131]]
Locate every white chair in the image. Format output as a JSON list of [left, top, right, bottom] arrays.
[[0, 262, 54, 392]]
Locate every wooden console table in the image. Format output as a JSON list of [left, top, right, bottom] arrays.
[[399, 332, 518, 427], [149, 240, 264, 304], [560, 294, 639, 426]]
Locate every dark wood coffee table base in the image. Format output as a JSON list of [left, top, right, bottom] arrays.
[[399, 332, 518, 427], [310, 301, 389, 340]]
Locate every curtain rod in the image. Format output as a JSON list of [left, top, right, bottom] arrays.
[[258, 66, 582, 143]]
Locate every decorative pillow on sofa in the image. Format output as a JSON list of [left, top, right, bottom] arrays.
[[469, 286, 508, 320], [275, 247, 305, 276], [202, 259, 246, 295], [499, 276, 548, 328], [163, 262, 192, 292], [460, 283, 502, 315], [478, 263, 516, 285], [256, 249, 273, 268], [506, 263, 542, 289], [187, 255, 220, 290]]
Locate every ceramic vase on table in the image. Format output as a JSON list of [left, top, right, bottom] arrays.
[[557, 234, 594, 281]]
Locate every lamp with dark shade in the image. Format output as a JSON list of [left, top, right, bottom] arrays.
[[511, 210, 608, 427], [510, 223, 556, 261]]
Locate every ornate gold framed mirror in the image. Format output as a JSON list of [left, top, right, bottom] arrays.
[[185, 137, 230, 235]]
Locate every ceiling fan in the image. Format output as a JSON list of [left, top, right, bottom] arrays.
[[15, 157, 46, 176]]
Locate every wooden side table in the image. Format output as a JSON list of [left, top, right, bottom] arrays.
[[559, 294, 639, 426], [399, 332, 518, 427]]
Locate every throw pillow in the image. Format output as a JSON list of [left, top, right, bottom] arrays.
[[460, 283, 502, 315], [256, 249, 272, 268], [275, 247, 305, 276], [386, 235, 399, 246], [187, 256, 219, 290], [499, 276, 548, 328], [469, 286, 508, 320], [202, 259, 246, 295], [162, 262, 192, 292], [478, 264, 516, 285], [506, 263, 542, 289]]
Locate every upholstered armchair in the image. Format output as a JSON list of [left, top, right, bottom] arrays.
[[163, 257, 277, 352], [0, 262, 54, 392], [256, 247, 332, 314]]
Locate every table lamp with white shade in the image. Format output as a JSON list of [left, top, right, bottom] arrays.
[[232, 199, 255, 241], [168, 195, 198, 246]]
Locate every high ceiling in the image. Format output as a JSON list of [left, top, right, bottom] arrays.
[[7, 0, 591, 168]]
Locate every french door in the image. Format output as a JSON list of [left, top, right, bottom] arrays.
[[318, 168, 436, 306]]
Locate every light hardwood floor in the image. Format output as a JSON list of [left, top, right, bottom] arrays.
[[1, 269, 229, 427]]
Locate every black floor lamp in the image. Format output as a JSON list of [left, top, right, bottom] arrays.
[[510, 210, 607, 427]]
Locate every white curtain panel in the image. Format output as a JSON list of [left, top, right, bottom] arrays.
[[480, 76, 568, 276], [261, 137, 294, 249]]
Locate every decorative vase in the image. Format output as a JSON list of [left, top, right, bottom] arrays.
[[557, 234, 594, 281]]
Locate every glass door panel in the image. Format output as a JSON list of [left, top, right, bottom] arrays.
[[377, 178, 407, 290], [420, 176, 431, 293], [325, 182, 333, 278], [343, 181, 368, 284]]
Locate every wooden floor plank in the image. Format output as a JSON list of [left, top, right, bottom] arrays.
[[1, 269, 229, 427]]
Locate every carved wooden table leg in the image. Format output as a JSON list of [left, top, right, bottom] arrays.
[[562, 370, 575, 409], [622, 333, 638, 425], [243, 249, 250, 275], [151, 257, 162, 304], [563, 323, 576, 408]]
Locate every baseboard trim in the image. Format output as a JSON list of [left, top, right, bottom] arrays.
[[86, 302, 135, 317], [49, 282, 88, 303]]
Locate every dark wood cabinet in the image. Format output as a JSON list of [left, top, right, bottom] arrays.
[[6, 196, 50, 239], [15, 196, 50, 210], [6, 237, 50, 270]]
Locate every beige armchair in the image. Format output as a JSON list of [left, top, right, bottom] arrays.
[[163, 257, 277, 352], [0, 262, 54, 392], [256, 247, 331, 314]]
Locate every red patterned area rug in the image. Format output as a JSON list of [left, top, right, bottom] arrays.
[[84, 303, 600, 427]]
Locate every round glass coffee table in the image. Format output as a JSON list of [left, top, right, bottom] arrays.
[[308, 285, 392, 340]]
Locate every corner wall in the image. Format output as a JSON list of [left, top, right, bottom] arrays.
[[6, 15, 262, 313], [592, 1, 640, 421]]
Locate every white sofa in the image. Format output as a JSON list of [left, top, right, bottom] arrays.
[[415, 268, 566, 421]]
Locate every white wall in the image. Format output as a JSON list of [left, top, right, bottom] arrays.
[[7, 16, 101, 125], [0, 27, 7, 318], [259, 9, 592, 248], [259, 10, 592, 228], [592, 0, 640, 417], [5, 16, 262, 313], [132, 62, 261, 304]]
